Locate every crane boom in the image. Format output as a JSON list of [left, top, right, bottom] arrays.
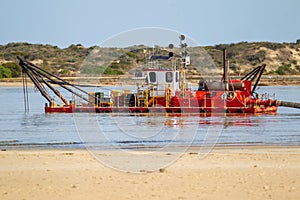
[[17, 57, 94, 107]]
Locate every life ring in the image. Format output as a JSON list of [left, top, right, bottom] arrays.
[[227, 91, 235, 99], [221, 93, 227, 100]]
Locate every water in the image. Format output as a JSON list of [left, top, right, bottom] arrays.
[[0, 86, 299, 149]]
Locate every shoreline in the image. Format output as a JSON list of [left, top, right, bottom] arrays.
[[1, 143, 299, 151], [1, 75, 300, 87], [1, 145, 299, 200]]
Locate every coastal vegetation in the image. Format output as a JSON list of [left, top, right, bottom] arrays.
[[1, 40, 300, 78]]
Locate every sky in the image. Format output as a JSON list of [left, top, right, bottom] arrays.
[[1, 0, 299, 48]]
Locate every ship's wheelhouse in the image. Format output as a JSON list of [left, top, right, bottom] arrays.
[[144, 68, 182, 96]]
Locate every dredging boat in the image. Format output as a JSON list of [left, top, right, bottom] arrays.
[[17, 35, 300, 113]]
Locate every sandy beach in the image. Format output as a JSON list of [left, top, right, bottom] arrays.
[[0, 146, 299, 200]]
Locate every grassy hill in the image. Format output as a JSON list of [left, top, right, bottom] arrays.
[[205, 41, 300, 75], [1, 40, 300, 78]]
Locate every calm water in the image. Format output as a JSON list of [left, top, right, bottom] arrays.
[[0, 86, 299, 149]]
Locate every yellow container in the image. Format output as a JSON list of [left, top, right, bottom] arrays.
[[111, 90, 121, 98], [88, 92, 95, 105]]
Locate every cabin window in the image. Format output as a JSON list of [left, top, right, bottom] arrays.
[[149, 72, 156, 82], [176, 72, 179, 82], [166, 72, 173, 83]]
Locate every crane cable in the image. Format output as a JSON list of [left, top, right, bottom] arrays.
[[22, 72, 29, 112]]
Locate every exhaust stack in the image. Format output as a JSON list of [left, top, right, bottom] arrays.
[[223, 49, 229, 91]]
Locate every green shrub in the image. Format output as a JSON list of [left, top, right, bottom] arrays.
[[2, 62, 22, 77], [215, 44, 229, 51], [0, 65, 12, 78], [230, 64, 240, 72], [80, 66, 105, 75], [60, 69, 70, 76], [246, 51, 265, 65], [275, 64, 292, 75], [291, 60, 297, 65], [126, 51, 137, 58], [263, 42, 285, 50], [110, 62, 120, 69], [226, 49, 237, 59], [103, 67, 124, 75]]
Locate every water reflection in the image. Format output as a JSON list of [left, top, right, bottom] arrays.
[[125, 112, 270, 128]]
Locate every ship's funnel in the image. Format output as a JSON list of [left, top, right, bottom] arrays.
[[223, 49, 229, 91]]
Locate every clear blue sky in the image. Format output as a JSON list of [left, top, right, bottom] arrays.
[[1, 0, 299, 47]]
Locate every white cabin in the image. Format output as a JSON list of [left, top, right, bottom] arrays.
[[144, 68, 184, 96]]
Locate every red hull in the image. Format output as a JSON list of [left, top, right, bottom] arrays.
[[45, 105, 277, 113], [45, 90, 278, 114]]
